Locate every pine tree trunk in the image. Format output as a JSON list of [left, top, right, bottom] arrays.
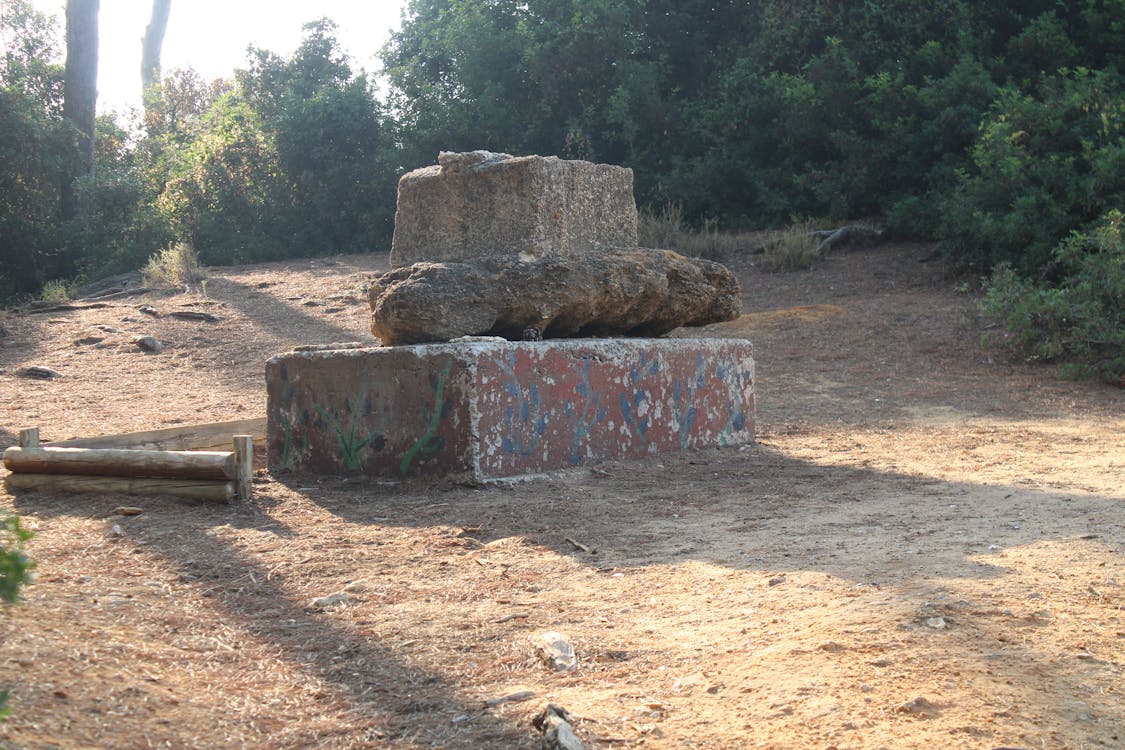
[[61, 0, 99, 223], [141, 0, 172, 96]]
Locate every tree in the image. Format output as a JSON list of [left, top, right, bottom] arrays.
[[140, 0, 171, 96], [60, 0, 98, 225], [0, 0, 69, 299]]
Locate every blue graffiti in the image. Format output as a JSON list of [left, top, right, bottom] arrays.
[[563, 357, 607, 463], [671, 353, 707, 449], [496, 351, 548, 456], [619, 350, 660, 448], [716, 359, 753, 445]]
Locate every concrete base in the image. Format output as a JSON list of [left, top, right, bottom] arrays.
[[266, 338, 754, 482]]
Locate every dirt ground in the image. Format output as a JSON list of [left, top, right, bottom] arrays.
[[0, 242, 1122, 749]]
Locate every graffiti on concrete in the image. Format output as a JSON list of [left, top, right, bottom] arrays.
[[313, 382, 387, 472], [496, 351, 548, 457], [399, 361, 454, 476], [563, 357, 608, 463], [619, 351, 661, 449]]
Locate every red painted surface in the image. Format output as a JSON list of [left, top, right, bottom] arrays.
[[267, 338, 753, 482]]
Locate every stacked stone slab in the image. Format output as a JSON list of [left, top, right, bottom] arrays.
[[391, 150, 639, 266], [372, 151, 742, 344], [266, 151, 754, 480]]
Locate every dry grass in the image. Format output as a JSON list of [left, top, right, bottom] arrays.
[[639, 205, 836, 270], [759, 221, 822, 271], [37, 279, 71, 303], [142, 242, 203, 289], [637, 204, 748, 259]]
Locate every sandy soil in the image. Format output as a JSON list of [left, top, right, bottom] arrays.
[[1, 243, 1122, 749]]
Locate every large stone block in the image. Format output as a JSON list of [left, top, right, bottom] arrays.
[[267, 338, 754, 482], [369, 249, 742, 345], [390, 151, 638, 268]]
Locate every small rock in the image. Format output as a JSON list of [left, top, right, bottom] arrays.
[[20, 365, 63, 379], [532, 703, 585, 750], [112, 506, 144, 516], [309, 592, 351, 609], [133, 335, 164, 353], [108, 524, 125, 538], [926, 617, 948, 629], [139, 305, 160, 317], [535, 631, 578, 672], [895, 695, 939, 718]]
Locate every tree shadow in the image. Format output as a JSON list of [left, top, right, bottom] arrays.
[[7, 439, 1121, 746], [274, 443, 1123, 745], [7, 490, 538, 748], [200, 276, 376, 347]]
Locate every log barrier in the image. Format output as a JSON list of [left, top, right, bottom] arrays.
[[3, 426, 254, 502]]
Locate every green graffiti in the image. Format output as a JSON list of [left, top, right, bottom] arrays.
[[272, 378, 310, 472], [400, 361, 453, 476], [313, 383, 387, 471]]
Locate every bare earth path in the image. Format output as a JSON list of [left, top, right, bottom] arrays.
[[1, 243, 1122, 749]]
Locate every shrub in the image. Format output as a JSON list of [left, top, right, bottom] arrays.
[[981, 209, 1125, 383], [760, 222, 822, 272], [0, 511, 35, 720], [38, 279, 70, 302], [142, 242, 202, 289]]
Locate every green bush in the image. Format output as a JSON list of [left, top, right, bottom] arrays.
[[942, 67, 1125, 273], [981, 210, 1125, 383], [0, 511, 35, 720], [0, 513, 34, 605]]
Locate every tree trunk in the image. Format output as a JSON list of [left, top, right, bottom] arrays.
[[61, 0, 99, 223], [141, 0, 172, 96]]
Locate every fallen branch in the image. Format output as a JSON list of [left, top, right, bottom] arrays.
[[565, 537, 595, 554], [169, 310, 221, 323], [77, 287, 155, 302], [809, 225, 884, 254], [23, 302, 112, 315]]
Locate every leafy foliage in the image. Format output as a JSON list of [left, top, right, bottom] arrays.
[[0, 512, 34, 605], [981, 211, 1125, 382], [1, 0, 1121, 380], [0, 511, 34, 720]]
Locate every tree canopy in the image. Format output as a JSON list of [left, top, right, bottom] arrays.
[[1, 0, 1122, 370]]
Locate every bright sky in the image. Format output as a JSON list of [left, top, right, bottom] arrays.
[[30, 0, 409, 113]]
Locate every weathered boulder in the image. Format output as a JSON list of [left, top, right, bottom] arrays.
[[368, 249, 741, 345], [390, 151, 638, 268]]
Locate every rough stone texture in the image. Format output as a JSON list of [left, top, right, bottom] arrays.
[[368, 249, 741, 345], [389, 151, 638, 268], [267, 338, 754, 482]]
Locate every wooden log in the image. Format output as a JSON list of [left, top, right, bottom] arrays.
[[19, 428, 39, 448], [44, 417, 266, 451], [3, 446, 236, 480], [4, 473, 234, 502], [233, 435, 253, 502]]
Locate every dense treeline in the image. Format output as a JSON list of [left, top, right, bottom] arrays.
[[1, 0, 1122, 376]]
